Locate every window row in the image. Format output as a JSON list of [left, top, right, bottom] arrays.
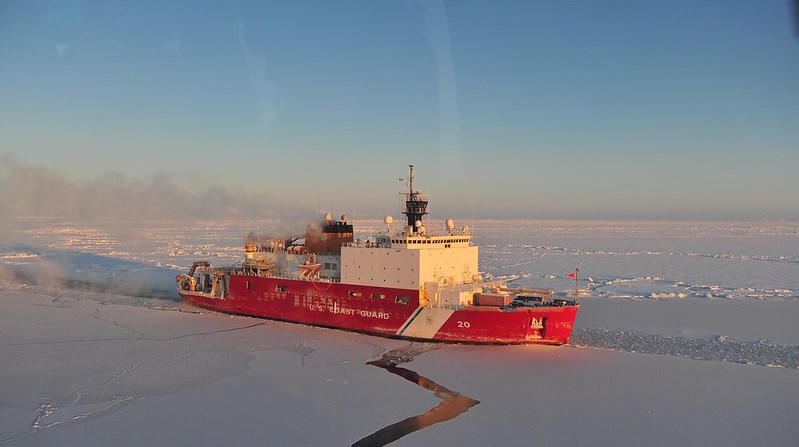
[[391, 238, 469, 245]]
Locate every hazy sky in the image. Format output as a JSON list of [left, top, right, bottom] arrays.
[[2, 1, 798, 221]]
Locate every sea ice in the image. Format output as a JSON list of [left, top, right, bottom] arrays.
[[1, 219, 798, 445]]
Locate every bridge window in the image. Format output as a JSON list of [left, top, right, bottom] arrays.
[[395, 296, 410, 304], [275, 285, 287, 292], [371, 293, 384, 299], [348, 291, 362, 297]]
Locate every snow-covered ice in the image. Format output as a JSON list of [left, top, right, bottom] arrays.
[[1, 219, 797, 446]]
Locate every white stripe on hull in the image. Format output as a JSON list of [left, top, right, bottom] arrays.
[[396, 307, 454, 339]]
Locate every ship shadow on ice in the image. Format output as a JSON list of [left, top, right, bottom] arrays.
[[352, 344, 479, 447]]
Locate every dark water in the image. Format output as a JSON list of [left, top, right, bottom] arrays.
[[352, 345, 479, 447]]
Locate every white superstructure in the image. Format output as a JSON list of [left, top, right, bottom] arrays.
[[341, 231, 478, 290], [341, 164, 482, 309]]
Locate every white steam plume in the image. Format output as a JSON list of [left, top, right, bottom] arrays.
[[0, 153, 305, 230]]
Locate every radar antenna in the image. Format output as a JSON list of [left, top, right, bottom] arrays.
[[401, 164, 428, 233]]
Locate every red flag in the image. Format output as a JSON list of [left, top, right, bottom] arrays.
[[567, 272, 577, 279]]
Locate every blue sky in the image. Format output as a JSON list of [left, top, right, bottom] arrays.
[[1, 1, 798, 221]]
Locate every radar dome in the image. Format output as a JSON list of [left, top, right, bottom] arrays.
[[384, 215, 394, 225], [446, 218, 455, 229]]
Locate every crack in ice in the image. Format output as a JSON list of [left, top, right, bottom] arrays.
[[0, 322, 266, 347], [352, 343, 479, 447]]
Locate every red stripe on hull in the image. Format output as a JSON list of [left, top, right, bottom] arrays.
[[180, 274, 578, 345], [433, 306, 579, 345]]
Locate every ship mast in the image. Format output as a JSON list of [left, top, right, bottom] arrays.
[[401, 164, 428, 234], [409, 164, 414, 198]]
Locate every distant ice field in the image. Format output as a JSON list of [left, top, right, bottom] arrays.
[[5, 219, 798, 293], [475, 220, 798, 300], [3, 218, 797, 308]]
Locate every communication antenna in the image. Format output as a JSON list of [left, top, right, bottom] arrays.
[[408, 164, 414, 195], [401, 164, 428, 234], [567, 265, 580, 304]]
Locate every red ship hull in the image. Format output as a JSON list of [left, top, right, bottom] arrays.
[[180, 273, 579, 345]]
